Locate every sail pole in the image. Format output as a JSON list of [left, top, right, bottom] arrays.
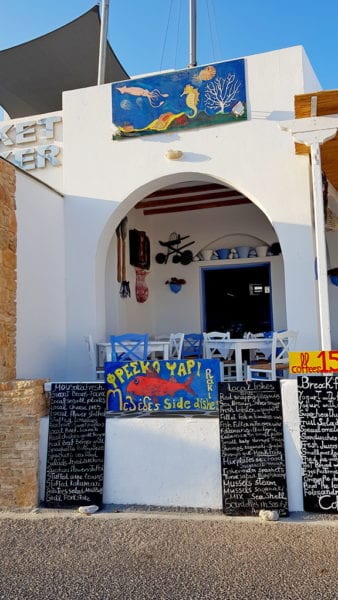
[[189, 0, 197, 67], [97, 0, 110, 84]]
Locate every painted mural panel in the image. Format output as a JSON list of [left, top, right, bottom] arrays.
[[111, 59, 246, 138], [105, 359, 220, 415]]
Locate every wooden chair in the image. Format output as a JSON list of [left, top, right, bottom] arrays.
[[203, 331, 236, 381], [110, 333, 149, 361], [168, 332, 185, 359], [181, 333, 203, 359], [246, 330, 297, 380]]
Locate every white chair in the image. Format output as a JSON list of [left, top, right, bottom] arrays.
[[169, 332, 185, 359], [85, 334, 104, 380], [245, 331, 269, 362], [203, 331, 236, 381], [246, 330, 298, 380]]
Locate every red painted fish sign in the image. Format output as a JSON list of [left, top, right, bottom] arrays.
[[105, 359, 220, 415]]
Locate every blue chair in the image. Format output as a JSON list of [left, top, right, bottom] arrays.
[[181, 333, 203, 359], [110, 333, 149, 361]]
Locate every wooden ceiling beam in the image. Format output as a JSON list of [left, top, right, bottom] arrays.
[[294, 90, 338, 191], [143, 198, 251, 215], [136, 189, 245, 209], [142, 183, 227, 200]]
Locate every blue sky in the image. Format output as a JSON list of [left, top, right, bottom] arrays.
[[0, 0, 337, 89]]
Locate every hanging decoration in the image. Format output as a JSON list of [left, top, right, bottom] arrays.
[[166, 277, 186, 294], [135, 268, 149, 302], [128, 228, 151, 303], [156, 232, 195, 265], [116, 216, 130, 298], [129, 229, 150, 269]]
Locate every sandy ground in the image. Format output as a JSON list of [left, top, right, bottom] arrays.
[[0, 510, 337, 600]]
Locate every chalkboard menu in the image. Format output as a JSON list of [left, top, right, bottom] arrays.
[[297, 375, 338, 513], [45, 383, 106, 509], [218, 381, 288, 516]]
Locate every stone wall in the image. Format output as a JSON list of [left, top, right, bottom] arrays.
[[0, 380, 48, 510], [0, 159, 16, 380], [0, 160, 47, 510]]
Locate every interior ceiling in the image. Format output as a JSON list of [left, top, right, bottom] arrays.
[[135, 182, 251, 215], [295, 90, 338, 191]]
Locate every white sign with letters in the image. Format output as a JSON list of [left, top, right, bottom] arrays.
[[0, 115, 62, 170]]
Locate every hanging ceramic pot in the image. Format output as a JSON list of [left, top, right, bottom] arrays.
[[170, 283, 181, 293], [166, 277, 186, 294]]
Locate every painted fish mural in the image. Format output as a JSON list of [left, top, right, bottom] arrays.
[[126, 368, 195, 401], [111, 58, 246, 138], [105, 359, 220, 414]]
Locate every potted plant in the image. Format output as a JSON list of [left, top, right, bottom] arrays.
[[165, 277, 186, 293]]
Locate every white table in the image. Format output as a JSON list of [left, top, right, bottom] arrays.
[[97, 339, 170, 365], [204, 337, 272, 381]]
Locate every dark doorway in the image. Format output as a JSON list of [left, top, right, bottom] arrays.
[[202, 264, 272, 337]]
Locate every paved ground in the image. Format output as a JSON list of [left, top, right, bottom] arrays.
[[0, 510, 337, 600]]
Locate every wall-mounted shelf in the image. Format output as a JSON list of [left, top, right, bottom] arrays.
[[196, 256, 279, 265]]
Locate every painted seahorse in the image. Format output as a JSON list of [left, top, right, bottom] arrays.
[[181, 84, 199, 118], [116, 85, 169, 108]]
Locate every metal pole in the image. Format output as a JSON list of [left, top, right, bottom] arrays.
[[97, 0, 110, 85], [189, 0, 197, 67], [310, 142, 332, 350]]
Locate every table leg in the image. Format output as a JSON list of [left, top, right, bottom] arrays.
[[235, 346, 244, 381]]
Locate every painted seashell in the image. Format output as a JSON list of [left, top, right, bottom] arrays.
[[165, 149, 183, 160]]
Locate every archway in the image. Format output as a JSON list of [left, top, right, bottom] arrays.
[[95, 173, 286, 344]]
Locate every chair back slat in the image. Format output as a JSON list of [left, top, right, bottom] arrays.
[[182, 333, 203, 358], [203, 331, 237, 380], [169, 333, 185, 359], [110, 333, 149, 361], [203, 331, 232, 360]]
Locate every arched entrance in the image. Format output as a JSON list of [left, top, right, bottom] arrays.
[[97, 175, 286, 343]]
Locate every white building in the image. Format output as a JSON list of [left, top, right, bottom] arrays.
[[2, 39, 338, 510]]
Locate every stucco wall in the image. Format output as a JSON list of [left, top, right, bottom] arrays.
[[16, 170, 67, 380]]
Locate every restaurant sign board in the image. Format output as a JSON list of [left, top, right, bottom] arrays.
[[105, 359, 220, 415], [289, 350, 338, 374]]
